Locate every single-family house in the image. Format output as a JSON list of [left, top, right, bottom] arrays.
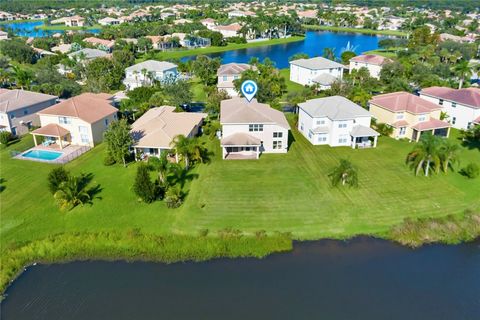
[[369, 92, 451, 141], [51, 43, 73, 54], [213, 23, 242, 38], [217, 63, 256, 97], [68, 48, 110, 61], [419, 87, 480, 130], [83, 37, 115, 52], [298, 96, 379, 148], [0, 89, 58, 136], [201, 18, 216, 30], [220, 98, 290, 159], [0, 30, 8, 41], [349, 54, 391, 79], [227, 10, 256, 18], [289, 56, 344, 89], [98, 17, 121, 26], [32, 93, 117, 148], [130, 106, 207, 158], [52, 15, 85, 27], [123, 60, 178, 90]]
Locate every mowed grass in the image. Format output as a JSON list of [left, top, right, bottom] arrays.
[[1, 123, 479, 251]]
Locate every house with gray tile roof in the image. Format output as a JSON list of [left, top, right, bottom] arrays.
[[289, 57, 345, 88], [298, 96, 379, 148], [123, 60, 178, 90], [0, 89, 57, 136]]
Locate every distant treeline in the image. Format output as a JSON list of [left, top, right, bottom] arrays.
[[0, 0, 478, 13]]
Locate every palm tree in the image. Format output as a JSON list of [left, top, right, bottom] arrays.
[[406, 134, 442, 176], [329, 159, 359, 187], [453, 60, 473, 89], [148, 152, 171, 185], [54, 175, 91, 211], [322, 47, 336, 61], [170, 135, 193, 169], [11, 66, 33, 90], [439, 140, 461, 173]]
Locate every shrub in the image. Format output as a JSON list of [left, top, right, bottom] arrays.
[[0, 131, 13, 145], [461, 163, 479, 179], [103, 154, 116, 166], [165, 185, 183, 208], [133, 163, 157, 203], [375, 123, 394, 136], [47, 167, 70, 194]]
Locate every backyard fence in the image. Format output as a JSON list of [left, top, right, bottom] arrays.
[[53, 146, 91, 164]]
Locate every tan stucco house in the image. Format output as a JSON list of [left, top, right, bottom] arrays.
[[369, 92, 451, 141], [32, 93, 118, 148]]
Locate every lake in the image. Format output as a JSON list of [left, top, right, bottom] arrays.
[[183, 31, 387, 68], [1, 237, 479, 320], [2, 21, 100, 37]]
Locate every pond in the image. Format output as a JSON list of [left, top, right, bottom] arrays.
[[2, 21, 100, 37], [1, 238, 479, 320], [183, 31, 387, 68]]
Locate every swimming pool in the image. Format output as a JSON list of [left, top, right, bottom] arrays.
[[22, 149, 63, 161]]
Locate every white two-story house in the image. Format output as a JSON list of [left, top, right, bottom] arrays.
[[123, 60, 178, 90], [419, 87, 480, 130], [298, 96, 379, 149], [220, 98, 290, 159], [32, 93, 117, 148], [0, 89, 58, 136], [289, 56, 344, 89], [349, 54, 391, 79], [217, 63, 256, 97]]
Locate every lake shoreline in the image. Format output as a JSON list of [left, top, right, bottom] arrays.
[[303, 24, 408, 37]]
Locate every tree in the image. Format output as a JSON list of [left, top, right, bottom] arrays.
[[341, 51, 356, 64], [289, 52, 309, 61], [54, 175, 92, 211], [170, 134, 194, 169], [162, 80, 192, 107], [85, 57, 124, 92], [461, 163, 479, 179], [328, 159, 359, 187], [453, 60, 472, 89], [137, 37, 153, 53], [205, 89, 229, 117], [408, 26, 439, 50], [0, 40, 36, 64], [439, 140, 460, 173], [148, 152, 171, 185], [103, 119, 133, 167], [148, 91, 164, 107], [11, 65, 33, 90], [322, 47, 336, 61], [165, 185, 183, 208], [133, 163, 157, 203], [192, 55, 221, 86], [47, 167, 70, 194], [0, 131, 13, 146], [406, 134, 442, 176]]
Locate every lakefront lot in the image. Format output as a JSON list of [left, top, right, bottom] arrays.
[[1, 121, 479, 246]]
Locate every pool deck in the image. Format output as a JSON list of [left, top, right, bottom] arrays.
[[15, 145, 91, 164]]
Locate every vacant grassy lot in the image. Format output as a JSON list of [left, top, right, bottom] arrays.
[[2, 124, 479, 245]]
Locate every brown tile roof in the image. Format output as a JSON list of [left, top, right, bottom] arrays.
[[131, 106, 207, 149], [32, 123, 69, 136], [411, 118, 451, 131], [473, 116, 480, 124], [215, 23, 242, 32], [0, 89, 57, 113], [420, 87, 480, 109], [220, 98, 290, 129], [221, 132, 261, 146], [217, 63, 256, 76], [37, 93, 117, 123], [392, 119, 409, 128], [370, 92, 441, 114], [350, 54, 391, 66], [83, 37, 115, 48]]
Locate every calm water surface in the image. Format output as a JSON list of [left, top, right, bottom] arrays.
[[3, 21, 100, 37], [183, 31, 386, 68], [2, 238, 479, 320]]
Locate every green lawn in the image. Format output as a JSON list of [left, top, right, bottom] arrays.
[[303, 24, 408, 37], [1, 123, 479, 248], [36, 24, 101, 31], [363, 48, 403, 59], [138, 36, 305, 61]]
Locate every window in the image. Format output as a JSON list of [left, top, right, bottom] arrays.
[[11, 127, 17, 136], [273, 141, 282, 149], [317, 135, 327, 142], [316, 119, 325, 125], [396, 113, 404, 120], [23, 109, 29, 115], [452, 117, 456, 124], [452, 102, 456, 108], [26, 121, 32, 129], [355, 62, 358, 66], [248, 124, 263, 132], [104, 118, 109, 126], [80, 134, 89, 143], [78, 125, 88, 134], [10, 113, 15, 119], [329, 68, 333, 73], [273, 132, 283, 138], [439, 99, 444, 106], [233, 75, 239, 80], [467, 122, 472, 129], [300, 122, 304, 131], [59, 117, 71, 124], [338, 136, 348, 144], [338, 123, 347, 128], [399, 127, 406, 135], [418, 115, 426, 122], [222, 75, 227, 81]]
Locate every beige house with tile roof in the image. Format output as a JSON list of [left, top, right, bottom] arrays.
[[217, 63, 256, 97], [130, 106, 206, 158], [369, 92, 451, 142], [32, 93, 117, 148], [220, 98, 290, 159], [0, 89, 58, 136], [349, 54, 392, 79]]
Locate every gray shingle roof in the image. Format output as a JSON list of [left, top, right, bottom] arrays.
[[290, 57, 344, 70], [125, 60, 177, 72], [350, 125, 379, 137], [312, 73, 338, 85], [298, 96, 371, 120], [68, 48, 108, 60]]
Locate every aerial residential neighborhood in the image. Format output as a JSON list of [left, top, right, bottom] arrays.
[[0, 0, 479, 318]]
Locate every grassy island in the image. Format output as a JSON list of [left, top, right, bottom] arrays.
[[1, 119, 479, 294], [35, 24, 101, 31]]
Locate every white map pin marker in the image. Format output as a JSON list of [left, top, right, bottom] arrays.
[[241, 80, 258, 102]]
